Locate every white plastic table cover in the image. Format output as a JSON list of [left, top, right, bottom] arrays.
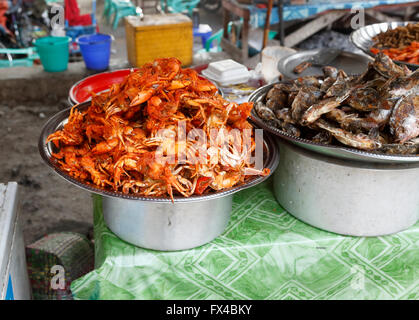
[[71, 181, 419, 300]]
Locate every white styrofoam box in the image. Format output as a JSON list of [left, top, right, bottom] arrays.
[[0, 182, 31, 300], [201, 59, 250, 86]]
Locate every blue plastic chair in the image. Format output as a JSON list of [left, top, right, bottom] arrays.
[[204, 22, 233, 52], [0, 47, 39, 68], [204, 23, 277, 53], [103, 0, 113, 24], [110, 0, 141, 30], [193, 24, 212, 48], [161, 0, 200, 15]]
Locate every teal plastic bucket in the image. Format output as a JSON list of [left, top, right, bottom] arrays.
[[35, 36, 71, 72]]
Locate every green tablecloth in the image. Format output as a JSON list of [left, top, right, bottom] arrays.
[[71, 181, 419, 300]]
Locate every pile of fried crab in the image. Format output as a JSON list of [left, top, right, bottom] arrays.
[[254, 53, 419, 154], [46, 58, 269, 200]]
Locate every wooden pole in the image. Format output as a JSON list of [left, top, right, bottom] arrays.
[[262, 0, 274, 50]]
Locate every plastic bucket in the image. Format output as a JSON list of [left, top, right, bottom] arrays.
[[34, 36, 71, 72], [77, 34, 112, 71]]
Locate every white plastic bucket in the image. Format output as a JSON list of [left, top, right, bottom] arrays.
[[261, 46, 297, 83]]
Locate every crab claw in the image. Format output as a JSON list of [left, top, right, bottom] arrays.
[[130, 88, 155, 107], [167, 80, 191, 90]]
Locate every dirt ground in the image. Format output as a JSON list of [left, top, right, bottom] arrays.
[[0, 102, 93, 245]]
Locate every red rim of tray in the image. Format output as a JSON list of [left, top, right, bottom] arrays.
[[69, 68, 139, 105], [69, 65, 216, 105]]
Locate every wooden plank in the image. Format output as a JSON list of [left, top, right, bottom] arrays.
[[222, 7, 230, 39], [284, 11, 346, 47], [221, 0, 250, 19], [262, 0, 274, 50], [241, 17, 250, 62], [404, 5, 418, 20], [221, 37, 244, 62], [221, 0, 252, 63], [365, 10, 402, 22]]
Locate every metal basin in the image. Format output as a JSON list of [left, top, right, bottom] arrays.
[[39, 102, 279, 250], [274, 139, 419, 236], [102, 193, 233, 251]]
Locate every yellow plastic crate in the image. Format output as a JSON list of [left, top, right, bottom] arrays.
[[125, 13, 193, 67]]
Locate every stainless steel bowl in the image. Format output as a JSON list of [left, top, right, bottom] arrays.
[[274, 139, 419, 236], [39, 102, 279, 250], [248, 82, 419, 164], [350, 21, 418, 70], [101, 192, 233, 251]]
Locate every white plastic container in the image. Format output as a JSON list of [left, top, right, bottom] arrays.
[[201, 59, 250, 86], [261, 46, 297, 83], [0, 182, 31, 300]]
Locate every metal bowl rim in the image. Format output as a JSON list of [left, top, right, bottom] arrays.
[[39, 102, 279, 203], [248, 82, 419, 163]]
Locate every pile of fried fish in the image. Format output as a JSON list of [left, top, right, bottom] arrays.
[[255, 53, 419, 154]]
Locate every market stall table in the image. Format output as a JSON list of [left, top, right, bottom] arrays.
[[70, 180, 419, 300]]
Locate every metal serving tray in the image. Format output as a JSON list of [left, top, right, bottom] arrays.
[[249, 83, 419, 164], [38, 102, 279, 250], [277, 49, 372, 80], [39, 102, 279, 202]]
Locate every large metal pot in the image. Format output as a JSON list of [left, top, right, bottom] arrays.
[[102, 193, 233, 251], [274, 139, 419, 236]]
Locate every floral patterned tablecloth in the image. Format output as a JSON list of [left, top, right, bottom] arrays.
[[71, 181, 419, 300]]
